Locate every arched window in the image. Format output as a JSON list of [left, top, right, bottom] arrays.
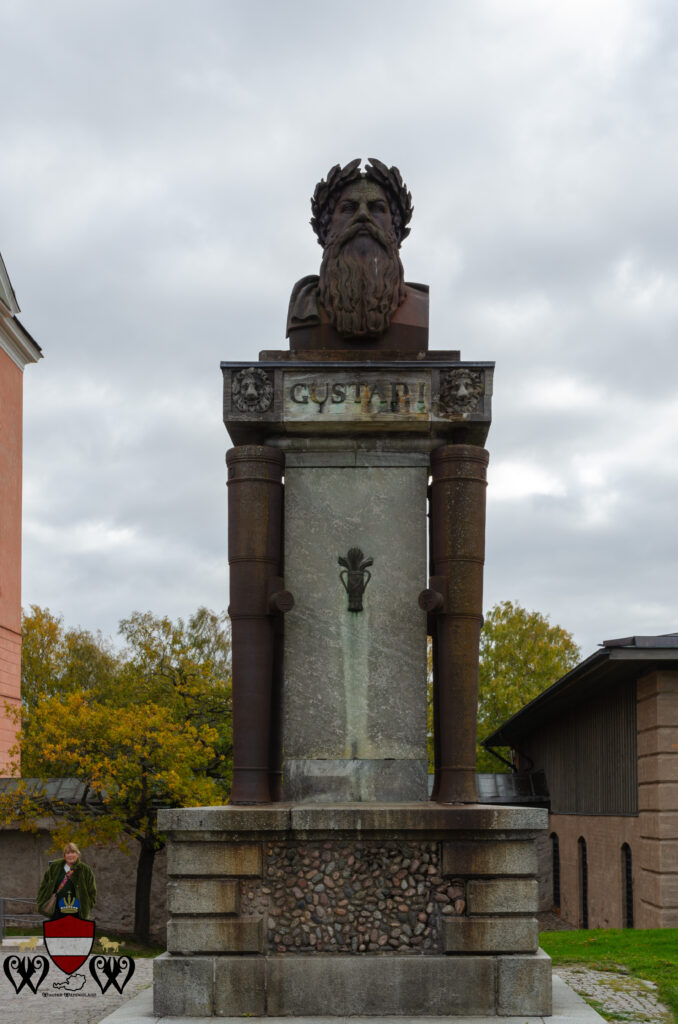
[[621, 843, 633, 928], [578, 836, 588, 929], [550, 833, 561, 911]]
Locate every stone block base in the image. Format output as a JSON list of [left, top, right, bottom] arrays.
[[154, 950, 552, 1017], [155, 802, 551, 1016]]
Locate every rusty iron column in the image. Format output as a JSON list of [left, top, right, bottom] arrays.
[[421, 444, 489, 804], [227, 445, 292, 805]]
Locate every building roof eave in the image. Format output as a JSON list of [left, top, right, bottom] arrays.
[[482, 641, 678, 749]]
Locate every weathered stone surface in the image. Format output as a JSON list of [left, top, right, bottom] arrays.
[[283, 370, 431, 428], [152, 952, 213, 1016], [167, 878, 239, 915], [497, 948, 552, 1015], [160, 802, 546, 836], [443, 916, 539, 953], [282, 465, 428, 801], [221, 361, 494, 446], [167, 841, 261, 877], [284, 449, 432, 467], [167, 916, 262, 954], [214, 956, 266, 1016], [466, 878, 539, 915], [159, 805, 290, 833], [290, 802, 547, 835], [265, 954, 496, 1016], [283, 757, 427, 802], [252, 838, 456, 953], [442, 839, 538, 876]]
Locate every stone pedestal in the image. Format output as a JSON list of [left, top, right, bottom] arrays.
[[154, 803, 552, 1018]]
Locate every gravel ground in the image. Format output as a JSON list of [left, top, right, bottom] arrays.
[[555, 966, 673, 1024], [0, 945, 153, 1024]]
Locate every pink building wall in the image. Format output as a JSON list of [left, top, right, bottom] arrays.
[[0, 347, 24, 772], [0, 255, 41, 774]]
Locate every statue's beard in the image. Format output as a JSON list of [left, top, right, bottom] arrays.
[[318, 222, 405, 338]]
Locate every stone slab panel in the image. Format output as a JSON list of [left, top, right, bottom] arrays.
[[637, 670, 678, 699], [443, 839, 538, 876], [497, 948, 552, 1016], [638, 782, 678, 811], [265, 954, 496, 1016], [638, 726, 678, 756], [282, 370, 432, 428], [167, 916, 262, 954], [283, 757, 428, 802], [284, 450, 431, 468], [214, 956, 266, 1016], [290, 802, 547, 835], [159, 804, 291, 832], [443, 916, 539, 953], [638, 869, 678, 907], [282, 465, 428, 800], [637, 691, 678, 730], [638, 752, 678, 783], [639, 837, 678, 872], [152, 952, 213, 1016], [167, 840, 262, 876], [467, 878, 539, 914], [640, 810, 678, 839], [167, 877, 239, 915]]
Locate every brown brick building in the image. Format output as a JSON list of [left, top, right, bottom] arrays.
[[0, 253, 41, 772], [483, 635, 678, 929]]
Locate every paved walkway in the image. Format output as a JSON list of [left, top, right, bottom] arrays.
[[1, 945, 673, 1024], [0, 944, 153, 1024]]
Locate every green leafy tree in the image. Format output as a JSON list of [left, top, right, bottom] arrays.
[[476, 600, 580, 771], [1, 606, 232, 942]]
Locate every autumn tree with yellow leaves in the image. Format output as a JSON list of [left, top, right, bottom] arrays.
[[476, 600, 580, 771], [426, 601, 580, 775], [1, 606, 232, 942]]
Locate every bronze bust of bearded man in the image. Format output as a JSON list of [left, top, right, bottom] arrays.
[[286, 159, 429, 354]]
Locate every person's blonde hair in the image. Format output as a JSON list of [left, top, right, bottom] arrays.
[[63, 842, 80, 857]]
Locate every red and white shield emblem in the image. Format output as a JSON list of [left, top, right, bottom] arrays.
[[43, 917, 95, 974]]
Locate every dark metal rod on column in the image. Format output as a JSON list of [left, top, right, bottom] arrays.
[[227, 445, 285, 805], [430, 444, 489, 804]]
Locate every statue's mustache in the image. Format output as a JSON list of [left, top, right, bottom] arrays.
[[333, 219, 391, 251]]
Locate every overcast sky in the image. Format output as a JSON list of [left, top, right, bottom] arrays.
[[2, 0, 677, 657]]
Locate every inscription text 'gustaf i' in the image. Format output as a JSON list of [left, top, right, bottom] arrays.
[[286, 374, 428, 417]]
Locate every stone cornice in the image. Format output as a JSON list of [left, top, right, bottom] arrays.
[[0, 312, 42, 371]]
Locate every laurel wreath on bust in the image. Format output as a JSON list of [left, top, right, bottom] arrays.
[[310, 158, 413, 247]]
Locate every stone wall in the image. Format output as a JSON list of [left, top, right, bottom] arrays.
[[0, 827, 167, 941], [241, 839, 465, 953]]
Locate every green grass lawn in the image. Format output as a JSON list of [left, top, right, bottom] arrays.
[[541, 929, 678, 1021]]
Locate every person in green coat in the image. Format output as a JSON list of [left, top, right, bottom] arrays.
[[37, 842, 97, 920]]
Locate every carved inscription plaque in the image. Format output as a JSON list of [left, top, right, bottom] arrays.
[[284, 371, 430, 424]]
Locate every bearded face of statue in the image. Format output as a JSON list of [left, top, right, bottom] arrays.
[[318, 179, 405, 338]]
